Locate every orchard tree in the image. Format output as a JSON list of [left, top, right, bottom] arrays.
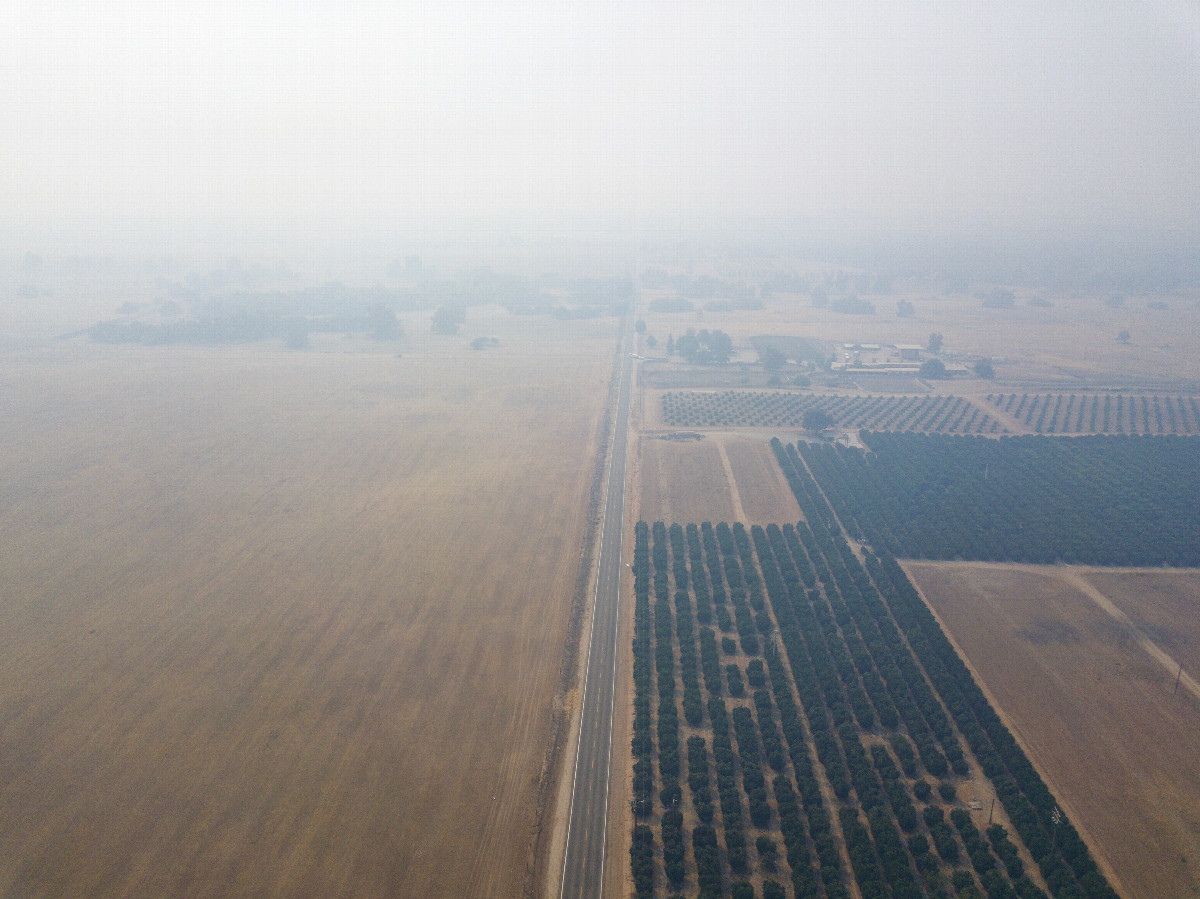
[[803, 408, 835, 431]]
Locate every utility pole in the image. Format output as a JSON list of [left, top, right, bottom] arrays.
[[1175, 664, 1184, 696], [988, 797, 995, 825]]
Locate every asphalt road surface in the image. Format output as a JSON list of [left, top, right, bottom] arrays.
[[559, 327, 634, 899]]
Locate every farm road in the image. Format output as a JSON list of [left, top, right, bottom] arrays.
[[559, 330, 633, 899]]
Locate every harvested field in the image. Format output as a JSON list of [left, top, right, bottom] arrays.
[[720, 437, 801, 524], [904, 561, 1200, 899], [1081, 570, 1200, 676], [637, 434, 798, 526], [639, 435, 736, 525], [0, 337, 611, 898]]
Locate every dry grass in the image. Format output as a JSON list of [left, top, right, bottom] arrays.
[[904, 561, 1200, 899], [638, 435, 736, 526], [0, 332, 611, 898], [1080, 570, 1200, 676], [636, 433, 798, 527], [717, 435, 800, 523]]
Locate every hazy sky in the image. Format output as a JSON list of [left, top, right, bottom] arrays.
[[4, 1, 1199, 247]]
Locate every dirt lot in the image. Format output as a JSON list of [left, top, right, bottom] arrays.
[[637, 433, 799, 527], [904, 561, 1200, 899], [0, 332, 611, 898], [720, 436, 801, 523]]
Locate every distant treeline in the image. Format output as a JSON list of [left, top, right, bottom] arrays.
[[89, 272, 635, 345], [89, 305, 401, 346]]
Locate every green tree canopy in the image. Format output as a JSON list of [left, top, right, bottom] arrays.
[[919, 358, 948, 379], [431, 305, 466, 335], [676, 328, 733, 364], [803, 408, 835, 431]]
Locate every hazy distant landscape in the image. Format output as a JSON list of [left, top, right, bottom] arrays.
[[2, 241, 1198, 899], [4, 2, 1200, 898]]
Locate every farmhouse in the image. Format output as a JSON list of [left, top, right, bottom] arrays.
[[834, 341, 923, 372]]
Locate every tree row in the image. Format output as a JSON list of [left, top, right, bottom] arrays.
[[661, 392, 1005, 434]]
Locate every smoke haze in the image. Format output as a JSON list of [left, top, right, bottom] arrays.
[[4, 1, 1199, 252]]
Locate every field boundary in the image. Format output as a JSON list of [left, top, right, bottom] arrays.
[[714, 439, 748, 523], [1061, 569, 1200, 702], [900, 560, 1132, 899]]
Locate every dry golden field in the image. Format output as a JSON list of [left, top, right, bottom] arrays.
[[0, 323, 612, 898], [904, 561, 1200, 899], [636, 433, 799, 527], [1080, 569, 1200, 676]]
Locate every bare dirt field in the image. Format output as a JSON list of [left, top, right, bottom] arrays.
[[719, 436, 801, 523], [638, 435, 736, 526], [1079, 570, 1200, 676], [636, 433, 798, 527], [0, 330, 612, 898], [904, 561, 1200, 899]]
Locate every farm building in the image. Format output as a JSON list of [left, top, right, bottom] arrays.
[[834, 342, 923, 372]]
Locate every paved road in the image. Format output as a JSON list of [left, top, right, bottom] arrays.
[[559, 321, 634, 899]]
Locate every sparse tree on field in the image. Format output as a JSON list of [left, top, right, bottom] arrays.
[[974, 359, 995, 379], [368, 304, 402, 339], [432, 305, 466, 335], [928, 332, 944, 354], [1117, 329, 1131, 344], [283, 318, 309, 350]]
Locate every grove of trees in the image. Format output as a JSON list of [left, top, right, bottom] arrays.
[[662, 391, 1004, 434], [631, 505, 1116, 897], [987, 392, 1200, 435], [784, 433, 1200, 566], [674, 329, 735, 364]]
